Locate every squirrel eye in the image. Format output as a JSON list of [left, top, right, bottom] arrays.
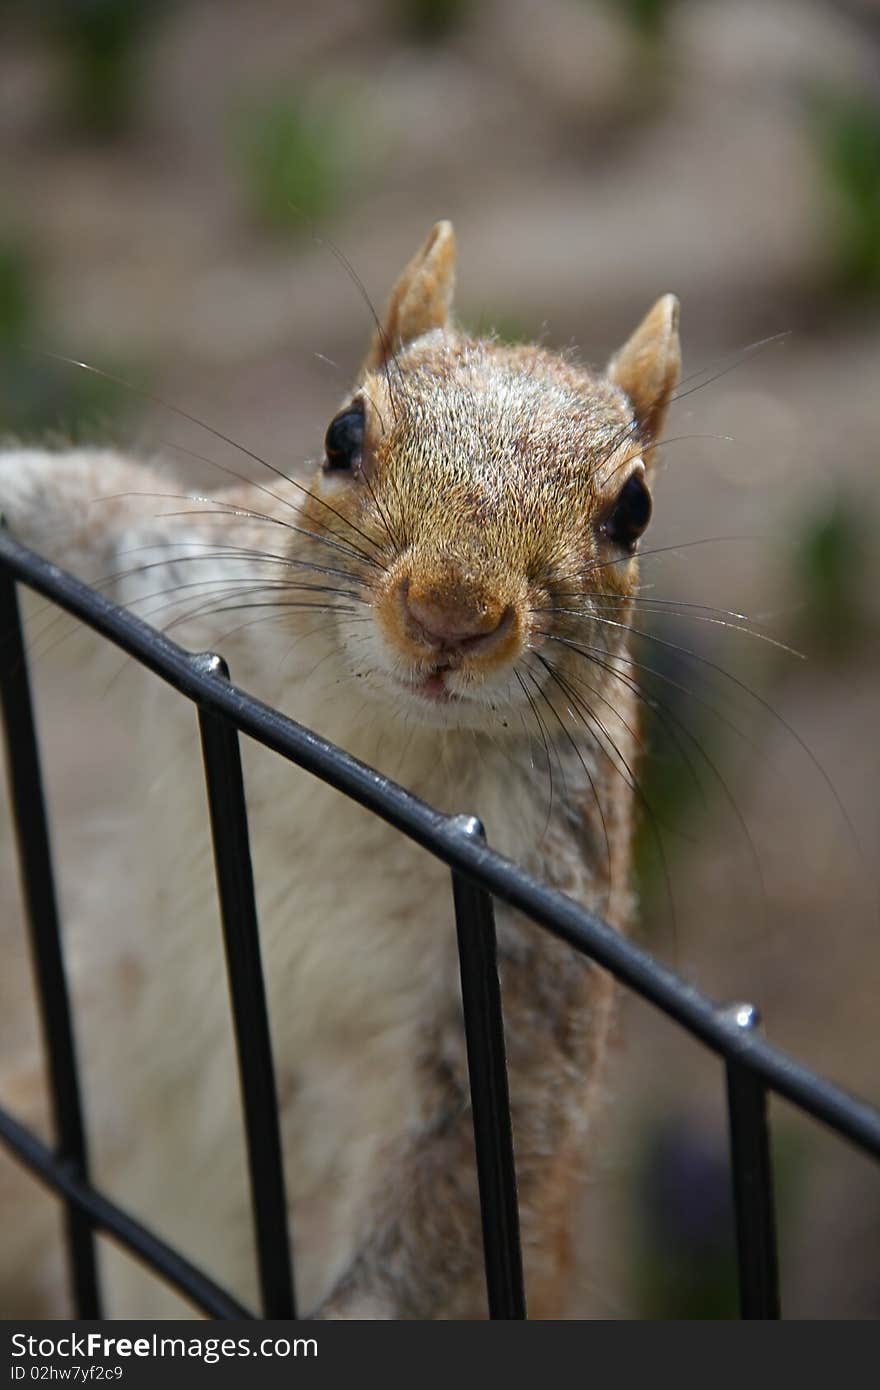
[[323, 401, 364, 472], [604, 472, 652, 549]]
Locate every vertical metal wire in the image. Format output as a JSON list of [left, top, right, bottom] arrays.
[[450, 815, 526, 1319], [723, 1002, 780, 1319], [0, 567, 101, 1316], [195, 653, 296, 1319]]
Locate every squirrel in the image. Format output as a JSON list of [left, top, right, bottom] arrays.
[[0, 222, 680, 1318]]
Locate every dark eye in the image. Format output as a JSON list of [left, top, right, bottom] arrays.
[[323, 401, 364, 472], [604, 472, 652, 549]]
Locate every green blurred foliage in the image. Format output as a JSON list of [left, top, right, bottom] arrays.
[[0, 229, 139, 442], [627, 1111, 809, 1318], [629, 1115, 738, 1318], [33, 0, 171, 138], [592, 0, 678, 121], [791, 494, 870, 659], [606, 0, 677, 43], [390, 0, 470, 43], [769, 1121, 811, 1288], [811, 86, 880, 294], [0, 237, 39, 347], [628, 641, 722, 932], [0, 354, 139, 444], [231, 89, 356, 236]]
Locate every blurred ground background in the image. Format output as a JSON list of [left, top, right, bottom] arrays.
[[0, 0, 878, 1318]]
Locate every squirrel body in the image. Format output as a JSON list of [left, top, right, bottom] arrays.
[[0, 223, 680, 1318]]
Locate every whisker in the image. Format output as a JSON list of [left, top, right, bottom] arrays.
[[130, 578, 367, 627], [107, 537, 369, 585], [551, 536, 762, 592], [151, 505, 384, 573], [312, 232, 406, 421], [161, 437, 388, 567], [669, 330, 791, 405], [90, 489, 383, 573], [532, 598, 804, 660], [200, 609, 370, 654], [536, 647, 700, 831], [560, 651, 708, 818], [24, 544, 369, 657], [585, 611, 867, 885], [537, 629, 768, 930], [531, 651, 679, 947], [36, 351, 389, 566], [163, 596, 360, 635], [524, 657, 613, 907], [514, 667, 555, 836], [360, 465, 401, 554]]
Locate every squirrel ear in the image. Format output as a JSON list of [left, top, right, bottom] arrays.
[[364, 221, 456, 370], [607, 295, 680, 443]]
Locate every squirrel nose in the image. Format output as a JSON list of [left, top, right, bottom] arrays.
[[401, 578, 514, 653]]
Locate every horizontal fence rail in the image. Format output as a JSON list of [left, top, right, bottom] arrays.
[[0, 525, 878, 1321]]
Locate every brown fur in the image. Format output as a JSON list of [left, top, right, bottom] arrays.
[[0, 222, 679, 1318], [310, 224, 679, 1316]]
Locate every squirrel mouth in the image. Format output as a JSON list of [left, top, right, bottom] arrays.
[[401, 663, 459, 704]]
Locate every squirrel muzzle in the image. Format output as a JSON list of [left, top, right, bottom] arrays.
[[378, 560, 524, 674]]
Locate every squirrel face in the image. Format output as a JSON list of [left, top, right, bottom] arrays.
[[301, 223, 680, 733]]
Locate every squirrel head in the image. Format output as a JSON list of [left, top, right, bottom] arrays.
[[301, 222, 680, 732]]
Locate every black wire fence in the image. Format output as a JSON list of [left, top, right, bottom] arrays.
[[1, 526, 878, 1321]]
